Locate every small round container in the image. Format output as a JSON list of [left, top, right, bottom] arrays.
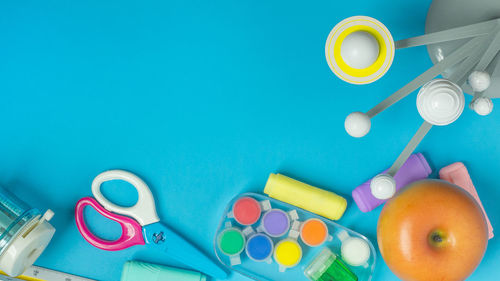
[[300, 218, 329, 247], [274, 239, 302, 271], [245, 233, 274, 262], [231, 197, 262, 226], [261, 209, 291, 237], [217, 228, 246, 257], [341, 237, 371, 266]]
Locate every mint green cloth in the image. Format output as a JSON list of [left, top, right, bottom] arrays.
[[121, 261, 207, 281]]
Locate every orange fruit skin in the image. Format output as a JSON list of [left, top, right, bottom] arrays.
[[377, 180, 488, 281]]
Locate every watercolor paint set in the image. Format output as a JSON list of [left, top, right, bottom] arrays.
[[214, 193, 376, 281]]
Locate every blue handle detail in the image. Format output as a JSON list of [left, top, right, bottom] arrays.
[[143, 222, 228, 279]]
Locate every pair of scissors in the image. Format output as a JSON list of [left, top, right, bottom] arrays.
[[75, 170, 227, 279]]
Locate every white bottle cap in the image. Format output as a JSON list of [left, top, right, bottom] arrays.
[[417, 79, 464, 126], [0, 210, 56, 277], [370, 174, 396, 199]]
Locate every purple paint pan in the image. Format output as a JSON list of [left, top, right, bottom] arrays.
[[260, 209, 292, 237]]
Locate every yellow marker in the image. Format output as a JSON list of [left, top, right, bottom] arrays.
[[274, 239, 302, 270], [264, 174, 347, 220]]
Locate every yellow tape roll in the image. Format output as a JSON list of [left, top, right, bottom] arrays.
[[325, 16, 394, 84], [333, 25, 387, 78]]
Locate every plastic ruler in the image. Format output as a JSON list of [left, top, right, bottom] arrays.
[[0, 266, 94, 281]]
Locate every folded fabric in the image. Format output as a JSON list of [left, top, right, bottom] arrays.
[[121, 261, 206, 281], [439, 162, 494, 239]]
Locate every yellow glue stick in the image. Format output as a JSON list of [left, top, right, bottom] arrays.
[[264, 173, 347, 220]]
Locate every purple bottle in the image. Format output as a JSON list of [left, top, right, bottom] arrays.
[[352, 153, 431, 212]]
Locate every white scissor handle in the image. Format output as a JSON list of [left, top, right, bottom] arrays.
[[91, 170, 160, 226]]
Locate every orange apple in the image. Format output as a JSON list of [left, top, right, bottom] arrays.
[[377, 180, 488, 281]]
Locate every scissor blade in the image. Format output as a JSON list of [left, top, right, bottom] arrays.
[[143, 222, 228, 279]]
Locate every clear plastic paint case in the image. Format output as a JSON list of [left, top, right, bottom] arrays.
[[214, 193, 376, 281]]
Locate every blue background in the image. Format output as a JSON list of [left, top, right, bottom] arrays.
[[0, 0, 498, 280]]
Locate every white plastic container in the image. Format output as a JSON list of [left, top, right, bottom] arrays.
[[214, 193, 376, 281], [0, 187, 55, 276]]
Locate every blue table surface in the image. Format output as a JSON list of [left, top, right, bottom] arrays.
[[1, 0, 498, 280]]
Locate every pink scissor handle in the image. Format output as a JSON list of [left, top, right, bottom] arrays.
[[75, 197, 145, 251]]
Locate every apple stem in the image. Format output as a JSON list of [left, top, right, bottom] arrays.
[[431, 233, 442, 243]]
